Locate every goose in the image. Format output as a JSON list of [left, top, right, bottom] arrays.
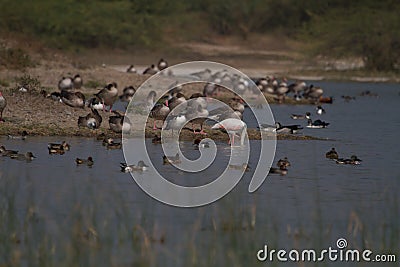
[[229, 97, 245, 113], [60, 90, 85, 108], [189, 93, 207, 109], [325, 148, 339, 159], [186, 104, 209, 135], [78, 109, 103, 129], [258, 123, 277, 132], [10, 152, 36, 161], [0, 91, 6, 121], [275, 122, 303, 134], [157, 58, 168, 71], [211, 118, 247, 146], [143, 64, 158, 75], [203, 83, 217, 98], [288, 80, 307, 96], [76, 157, 94, 166], [145, 90, 157, 110], [87, 96, 105, 110], [126, 65, 137, 73], [190, 68, 212, 80], [303, 84, 323, 100], [94, 82, 118, 112], [336, 155, 361, 165], [73, 74, 83, 89], [120, 161, 149, 172], [164, 113, 187, 135], [58, 77, 73, 91], [168, 92, 187, 111], [163, 153, 181, 165], [307, 119, 329, 128], [150, 103, 170, 130], [108, 110, 124, 133], [291, 112, 311, 120]]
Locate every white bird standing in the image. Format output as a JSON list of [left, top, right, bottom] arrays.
[[211, 118, 247, 146]]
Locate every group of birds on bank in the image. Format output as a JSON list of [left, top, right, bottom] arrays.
[[126, 58, 169, 75], [254, 76, 332, 103]]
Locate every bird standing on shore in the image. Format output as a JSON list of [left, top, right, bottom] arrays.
[[73, 74, 83, 89], [157, 58, 168, 71], [94, 82, 118, 112], [211, 118, 247, 146], [0, 91, 7, 122]]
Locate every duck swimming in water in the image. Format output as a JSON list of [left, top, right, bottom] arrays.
[[163, 153, 181, 165], [325, 148, 339, 159], [76, 157, 94, 166], [120, 160, 149, 172]]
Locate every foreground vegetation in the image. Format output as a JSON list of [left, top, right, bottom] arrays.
[[0, 0, 399, 72]]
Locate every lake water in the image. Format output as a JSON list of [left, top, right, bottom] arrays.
[[0, 81, 399, 266]]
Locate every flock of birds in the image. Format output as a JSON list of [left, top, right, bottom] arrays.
[[0, 58, 364, 175]]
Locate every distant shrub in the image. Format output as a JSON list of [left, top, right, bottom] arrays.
[[85, 80, 103, 89], [0, 45, 35, 69]]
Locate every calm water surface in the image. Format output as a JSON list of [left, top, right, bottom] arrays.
[[1, 81, 399, 266]]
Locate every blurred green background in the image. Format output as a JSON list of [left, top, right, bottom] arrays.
[[0, 0, 399, 71]]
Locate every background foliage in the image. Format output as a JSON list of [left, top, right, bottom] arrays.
[[0, 0, 399, 71]]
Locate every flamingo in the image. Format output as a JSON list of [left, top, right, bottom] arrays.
[[211, 118, 247, 146]]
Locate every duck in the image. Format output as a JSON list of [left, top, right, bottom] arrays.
[[193, 138, 210, 149], [163, 153, 181, 165], [87, 96, 105, 110], [94, 82, 118, 112], [126, 65, 137, 73], [73, 74, 83, 89], [307, 119, 330, 128], [152, 134, 162, 144], [150, 103, 170, 130], [78, 108, 102, 129], [143, 64, 158, 75], [157, 58, 168, 71], [0, 145, 18, 157], [325, 148, 339, 159], [96, 133, 106, 141], [48, 141, 70, 154], [335, 155, 362, 165], [102, 137, 114, 146], [211, 118, 247, 146], [7, 130, 28, 140], [228, 163, 250, 171], [120, 160, 149, 172], [60, 90, 85, 108], [269, 166, 288, 175], [277, 157, 291, 168], [291, 112, 311, 120], [316, 105, 326, 115], [108, 110, 124, 133], [106, 141, 122, 150], [275, 122, 303, 134], [0, 91, 6, 122], [10, 152, 36, 161], [76, 157, 94, 166], [58, 76, 73, 91], [341, 95, 356, 102]]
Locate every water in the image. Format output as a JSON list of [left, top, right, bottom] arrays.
[[1, 81, 399, 266]]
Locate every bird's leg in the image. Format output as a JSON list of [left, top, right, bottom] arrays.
[[109, 105, 113, 113], [153, 121, 158, 130], [192, 123, 197, 134], [199, 124, 207, 135]]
